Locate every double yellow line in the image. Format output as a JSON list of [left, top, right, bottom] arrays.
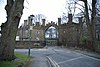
[[46, 56, 60, 67]]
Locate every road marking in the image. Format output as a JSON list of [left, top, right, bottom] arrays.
[[54, 49, 71, 53], [82, 55, 100, 62], [73, 51, 100, 62], [47, 56, 60, 67], [58, 57, 83, 64]]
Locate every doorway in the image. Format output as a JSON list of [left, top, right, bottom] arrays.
[[45, 26, 58, 46]]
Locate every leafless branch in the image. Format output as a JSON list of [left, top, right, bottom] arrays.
[[25, 0, 29, 5], [73, 1, 77, 17]]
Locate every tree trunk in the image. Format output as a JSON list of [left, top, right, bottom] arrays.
[[0, 0, 24, 60], [91, 0, 96, 50], [84, 0, 96, 51]]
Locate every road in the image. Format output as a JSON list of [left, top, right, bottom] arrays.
[[15, 46, 100, 67]]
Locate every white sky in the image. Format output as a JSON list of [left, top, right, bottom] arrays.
[[21, 0, 65, 25], [0, 0, 7, 25], [0, 0, 92, 26], [0, 0, 66, 26]]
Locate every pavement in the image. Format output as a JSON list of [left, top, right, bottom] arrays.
[[27, 57, 49, 67]]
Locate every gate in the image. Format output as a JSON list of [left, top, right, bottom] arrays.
[[45, 38, 58, 46]]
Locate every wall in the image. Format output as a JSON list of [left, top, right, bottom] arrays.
[[95, 41, 100, 53], [31, 27, 44, 41], [15, 41, 45, 48]]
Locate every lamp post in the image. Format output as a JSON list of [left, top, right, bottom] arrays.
[[28, 26, 33, 56]]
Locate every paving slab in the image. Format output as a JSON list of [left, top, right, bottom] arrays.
[[28, 57, 49, 67]]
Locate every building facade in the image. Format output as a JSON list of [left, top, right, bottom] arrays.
[[17, 14, 83, 47]]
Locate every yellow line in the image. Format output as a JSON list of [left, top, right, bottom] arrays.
[[46, 56, 60, 67]]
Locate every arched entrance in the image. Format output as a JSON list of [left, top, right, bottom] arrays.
[[45, 23, 59, 46]]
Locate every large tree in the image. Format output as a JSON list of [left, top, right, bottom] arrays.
[[80, 0, 97, 50], [65, 0, 97, 50], [0, 0, 24, 60]]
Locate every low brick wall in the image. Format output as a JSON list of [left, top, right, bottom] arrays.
[[95, 41, 100, 53], [15, 41, 45, 48]]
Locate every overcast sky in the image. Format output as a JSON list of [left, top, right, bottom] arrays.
[[0, 0, 92, 26], [0, 0, 66, 26]]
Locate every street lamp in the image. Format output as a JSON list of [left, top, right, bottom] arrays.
[[28, 26, 33, 56]]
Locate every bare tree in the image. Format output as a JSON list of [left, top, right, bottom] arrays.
[[33, 14, 46, 24], [79, 0, 97, 51], [0, 0, 24, 60], [64, 0, 97, 50]]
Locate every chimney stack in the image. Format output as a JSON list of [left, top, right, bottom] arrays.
[[36, 22, 40, 26], [24, 20, 28, 26], [78, 17, 83, 26], [42, 19, 45, 26], [58, 18, 61, 25], [28, 16, 32, 26], [68, 14, 72, 24], [78, 17, 82, 23]]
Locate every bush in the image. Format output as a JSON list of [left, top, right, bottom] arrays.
[[79, 36, 88, 48]]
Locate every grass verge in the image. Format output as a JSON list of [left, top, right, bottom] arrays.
[[0, 52, 31, 67]]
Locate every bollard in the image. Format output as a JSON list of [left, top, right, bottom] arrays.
[[28, 47, 30, 56]]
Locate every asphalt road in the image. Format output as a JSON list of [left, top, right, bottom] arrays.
[[15, 46, 100, 67]]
